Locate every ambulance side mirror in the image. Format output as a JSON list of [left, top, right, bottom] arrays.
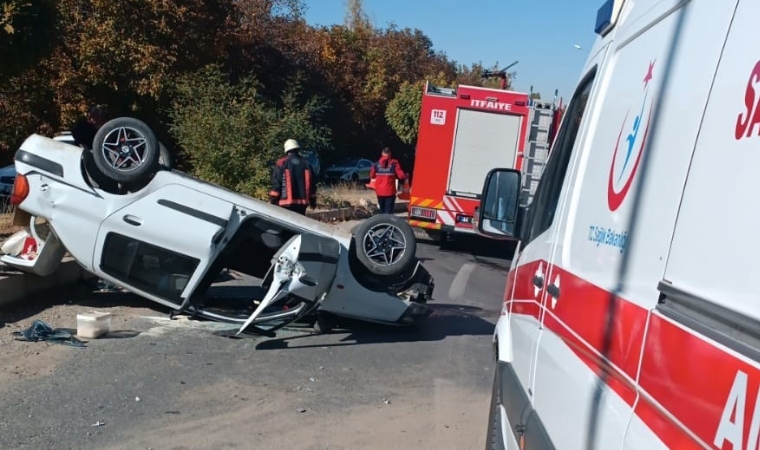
[[474, 168, 521, 240]]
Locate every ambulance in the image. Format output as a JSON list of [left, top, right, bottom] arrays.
[[474, 0, 760, 449]]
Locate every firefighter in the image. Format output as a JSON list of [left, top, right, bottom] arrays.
[[269, 139, 317, 215], [369, 147, 406, 215]]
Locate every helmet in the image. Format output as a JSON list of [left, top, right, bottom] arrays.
[[283, 139, 300, 153]]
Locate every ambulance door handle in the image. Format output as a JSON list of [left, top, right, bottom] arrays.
[[547, 283, 560, 298], [532, 276, 544, 289]]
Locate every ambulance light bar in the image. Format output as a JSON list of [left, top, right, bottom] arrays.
[[595, 0, 624, 36]]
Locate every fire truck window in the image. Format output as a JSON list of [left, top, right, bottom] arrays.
[[524, 68, 596, 245]]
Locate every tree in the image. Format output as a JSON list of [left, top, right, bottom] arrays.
[[46, 0, 235, 123], [0, 0, 476, 180], [168, 65, 331, 198], [385, 72, 454, 146], [344, 0, 370, 31]]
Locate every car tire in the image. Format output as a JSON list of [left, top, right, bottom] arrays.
[[91, 117, 161, 184], [353, 214, 417, 277], [82, 146, 121, 193]]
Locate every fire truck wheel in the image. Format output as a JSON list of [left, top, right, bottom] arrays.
[[354, 214, 417, 277]]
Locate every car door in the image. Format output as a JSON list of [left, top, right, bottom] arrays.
[[93, 183, 236, 310], [235, 227, 340, 335]]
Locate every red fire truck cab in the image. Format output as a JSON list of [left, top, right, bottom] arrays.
[[407, 82, 532, 239]]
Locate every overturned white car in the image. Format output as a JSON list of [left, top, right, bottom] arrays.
[[2, 118, 434, 336]]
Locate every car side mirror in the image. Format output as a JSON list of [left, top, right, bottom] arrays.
[[474, 168, 522, 240]]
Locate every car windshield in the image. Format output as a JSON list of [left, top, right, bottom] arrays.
[[340, 159, 360, 167]]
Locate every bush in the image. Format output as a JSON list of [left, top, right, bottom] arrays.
[[167, 65, 331, 199]]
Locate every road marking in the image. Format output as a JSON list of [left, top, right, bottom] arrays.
[[449, 262, 477, 300]]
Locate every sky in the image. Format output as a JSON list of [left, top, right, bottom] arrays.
[[303, 0, 604, 101]]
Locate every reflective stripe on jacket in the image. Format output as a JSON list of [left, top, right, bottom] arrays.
[[270, 154, 317, 206]]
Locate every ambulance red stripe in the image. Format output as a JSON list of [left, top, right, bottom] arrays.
[[507, 259, 754, 449]]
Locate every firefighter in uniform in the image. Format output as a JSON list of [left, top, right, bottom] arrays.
[[369, 147, 406, 215], [269, 139, 317, 215]]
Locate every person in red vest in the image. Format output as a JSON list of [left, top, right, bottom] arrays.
[[269, 139, 317, 215], [369, 147, 406, 215]]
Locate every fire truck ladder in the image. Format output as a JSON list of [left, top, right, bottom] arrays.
[[520, 100, 555, 207]]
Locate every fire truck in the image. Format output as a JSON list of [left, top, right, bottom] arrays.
[[406, 81, 561, 240]]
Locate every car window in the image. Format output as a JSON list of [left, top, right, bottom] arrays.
[[524, 68, 597, 245], [100, 233, 199, 301], [358, 160, 372, 168]]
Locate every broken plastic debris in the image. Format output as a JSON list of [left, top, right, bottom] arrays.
[[91, 421, 106, 427], [309, 377, 317, 382], [319, 366, 324, 370], [383, 398, 391, 405], [135, 397, 141, 402]]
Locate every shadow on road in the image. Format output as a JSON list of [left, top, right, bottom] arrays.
[[428, 234, 517, 261], [254, 303, 498, 350]]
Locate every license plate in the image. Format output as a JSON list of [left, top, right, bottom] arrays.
[[410, 206, 436, 220], [456, 215, 473, 224]]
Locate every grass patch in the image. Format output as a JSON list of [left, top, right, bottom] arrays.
[[316, 181, 375, 210]]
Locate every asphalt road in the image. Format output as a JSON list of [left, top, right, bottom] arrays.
[[0, 236, 514, 450]]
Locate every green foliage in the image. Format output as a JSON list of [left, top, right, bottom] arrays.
[[0, 0, 499, 186], [385, 81, 422, 145], [385, 73, 454, 146], [167, 65, 331, 199]]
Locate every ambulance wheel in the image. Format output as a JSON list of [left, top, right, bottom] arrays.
[[91, 117, 161, 184], [354, 214, 417, 277]]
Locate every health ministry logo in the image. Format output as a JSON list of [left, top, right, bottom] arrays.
[[607, 60, 656, 212]]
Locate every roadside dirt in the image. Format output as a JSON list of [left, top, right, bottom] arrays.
[[0, 284, 164, 392]]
